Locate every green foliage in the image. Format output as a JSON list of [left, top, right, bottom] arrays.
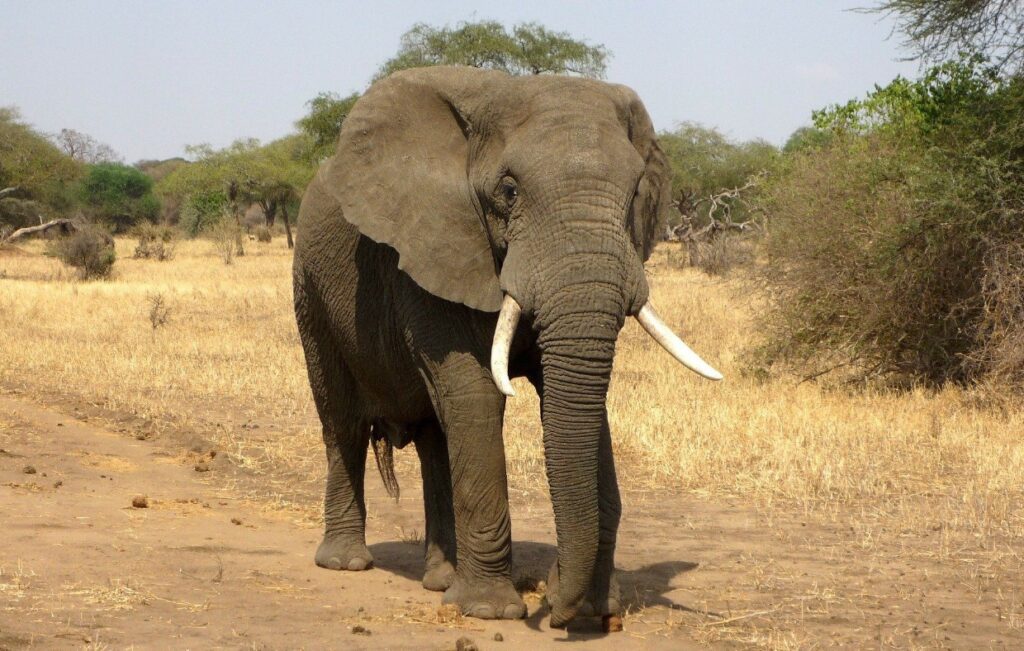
[[758, 57, 1024, 388], [51, 224, 116, 280], [658, 122, 778, 225], [0, 106, 84, 218], [78, 163, 160, 232], [782, 126, 833, 154], [376, 20, 608, 80], [178, 190, 228, 236], [157, 135, 313, 237], [295, 92, 359, 162]]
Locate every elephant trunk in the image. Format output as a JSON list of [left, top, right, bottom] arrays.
[[533, 270, 624, 628]]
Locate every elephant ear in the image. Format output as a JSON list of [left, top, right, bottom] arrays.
[[322, 68, 503, 312], [617, 87, 672, 262]]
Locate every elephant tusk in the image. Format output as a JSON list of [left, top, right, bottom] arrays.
[[490, 294, 522, 397], [635, 303, 724, 381]]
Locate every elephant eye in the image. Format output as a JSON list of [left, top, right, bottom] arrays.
[[499, 177, 518, 208]]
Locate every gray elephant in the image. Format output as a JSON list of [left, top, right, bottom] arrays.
[[292, 65, 721, 628]]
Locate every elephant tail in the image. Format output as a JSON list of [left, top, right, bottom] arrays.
[[371, 433, 400, 501]]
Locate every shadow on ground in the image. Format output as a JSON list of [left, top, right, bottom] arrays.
[[370, 539, 700, 639]]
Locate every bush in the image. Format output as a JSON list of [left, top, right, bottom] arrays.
[[50, 224, 116, 279], [78, 163, 160, 232], [207, 216, 244, 265], [133, 223, 177, 261], [756, 59, 1024, 389], [179, 190, 229, 236], [254, 225, 272, 242]]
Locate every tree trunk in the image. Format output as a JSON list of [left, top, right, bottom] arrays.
[[282, 204, 294, 249]]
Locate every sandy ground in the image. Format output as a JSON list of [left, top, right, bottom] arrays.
[[1, 390, 1021, 650]]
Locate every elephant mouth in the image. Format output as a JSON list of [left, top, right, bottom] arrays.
[[489, 293, 722, 396]]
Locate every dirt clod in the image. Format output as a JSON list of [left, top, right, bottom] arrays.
[[22, 465, 36, 474], [53, 480, 63, 488], [132, 495, 149, 508], [601, 614, 623, 633], [194, 462, 210, 472], [351, 625, 370, 635], [455, 636, 478, 651], [493, 632, 504, 641], [231, 517, 242, 525]]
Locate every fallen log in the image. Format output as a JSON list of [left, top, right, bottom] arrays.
[[2, 218, 80, 243]]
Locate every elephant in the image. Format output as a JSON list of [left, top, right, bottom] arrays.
[[292, 65, 721, 628]]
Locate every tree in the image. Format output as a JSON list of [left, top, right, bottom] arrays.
[[782, 126, 833, 154], [657, 122, 778, 227], [78, 163, 160, 232], [52, 128, 122, 164], [0, 107, 84, 228], [295, 92, 360, 162], [376, 20, 609, 80], [874, 0, 1024, 73], [157, 135, 314, 246], [297, 21, 608, 163]]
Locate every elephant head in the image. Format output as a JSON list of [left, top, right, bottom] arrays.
[[322, 66, 720, 626]]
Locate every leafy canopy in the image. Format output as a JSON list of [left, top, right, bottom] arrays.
[[376, 21, 609, 80], [79, 163, 160, 231]]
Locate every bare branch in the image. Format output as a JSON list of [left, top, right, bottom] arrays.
[[2, 218, 79, 244]]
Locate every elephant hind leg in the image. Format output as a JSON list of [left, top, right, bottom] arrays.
[[414, 420, 456, 591], [296, 278, 373, 572]]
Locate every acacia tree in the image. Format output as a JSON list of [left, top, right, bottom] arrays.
[[875, 0, 1024, 73], [297, 21, 609, 160], [376, 20, 608, 80], [158, 135, 312, 247]]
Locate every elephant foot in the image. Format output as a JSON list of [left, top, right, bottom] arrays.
[[315, 534, 373, 571], [422, 557, 455, 592], [442, 575, 527, 620]]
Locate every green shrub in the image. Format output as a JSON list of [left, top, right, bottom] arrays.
[[50, 224, 116, 279], [756, 58, 1024, 389], [78, 163, 160, 232], [179, 190, 228, 236]]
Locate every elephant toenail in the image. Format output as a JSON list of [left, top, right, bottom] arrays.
[[469, 604, 497, 619], [503, 603, 526, 619], [347, 558, 371, 571]]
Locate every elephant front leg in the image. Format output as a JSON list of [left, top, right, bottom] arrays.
[[316, 424, 375, 571], [414, 421, 457, 591], [433, 372, 526, 620]]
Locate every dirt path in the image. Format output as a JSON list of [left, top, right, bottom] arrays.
[[1, 393, 1021, 649]]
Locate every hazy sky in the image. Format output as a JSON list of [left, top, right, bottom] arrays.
[[1, 1, 920, 163]]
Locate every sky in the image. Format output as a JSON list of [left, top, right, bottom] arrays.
[[1, 1, 921, 163]]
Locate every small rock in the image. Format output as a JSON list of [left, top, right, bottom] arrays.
[[132, 495, 149, 509], [493, 632, 504, 641], [53, 480, 63, 488], [351, 625, 370, 635], [135, 432, 150, 441], [194, 462, 210, 473], [22, 465, 36, 475], [456, 636, 478, 651], [208, 450, 217, 458], [231, 517, 242, 525]]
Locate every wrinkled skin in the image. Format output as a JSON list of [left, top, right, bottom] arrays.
[[293, 66, 672, 628]]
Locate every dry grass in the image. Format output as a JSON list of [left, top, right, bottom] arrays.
[[3, 235, 1023, 646], [1, 238, 1022, 514]]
